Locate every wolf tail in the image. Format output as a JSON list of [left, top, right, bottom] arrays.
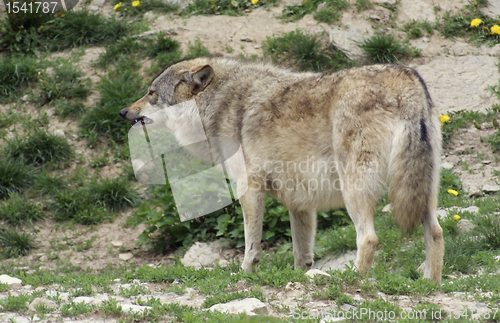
[[388, 69, 442, 232]]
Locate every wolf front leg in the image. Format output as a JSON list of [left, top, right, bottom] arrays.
[[289, 209, 317, 270], [240, 188, 266, 273]]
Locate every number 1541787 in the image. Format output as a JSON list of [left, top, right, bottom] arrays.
[[6, 2, 59, 14]]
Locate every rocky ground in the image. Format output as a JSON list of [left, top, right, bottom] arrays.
[[1, 0, 500, 321]]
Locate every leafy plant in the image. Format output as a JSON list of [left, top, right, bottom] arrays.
[[182, 0, 278, 17], [357, 33, 420, 63], [39, 64, 91, 102], [0, 194, 44, 226], [5, 130, 73, 166], [263, 29, 353, 72], [0, 228, 35, 257], [0, 55, 39, 98]]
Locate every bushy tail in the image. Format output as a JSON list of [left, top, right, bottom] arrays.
[[388, 79, 441, 232]]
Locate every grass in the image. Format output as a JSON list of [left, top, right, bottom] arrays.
[[402, 19, 434, 39], [0, 194, 44, 226], [0, 158, 33, 199], [39, 64, 91, 103], [0, 228, 35, 258], [262, 29, 354, 72], [0, 55, 39, 99], [0, 10, 131, 54], [112, 0, 178, 16], [357, 33, 421, 63], [279, 0, 349, 23], [182, 0, 279, 17], [5, 130, 74, 166]]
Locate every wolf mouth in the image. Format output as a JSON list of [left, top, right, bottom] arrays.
[[131, 116, 154, 126]]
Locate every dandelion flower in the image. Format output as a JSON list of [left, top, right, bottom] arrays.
[[439, 114, 450, 125], [132, 0, 140, 7], [454, 214, 460, 221], [447, 189, 458, 196], [251, 0, 258, 4], [491, 25, 500, 35], [470, 18, 482, 27], [40, 25, 44, 30], [231, 1, 237, 6], [114, 2, 122, 10]]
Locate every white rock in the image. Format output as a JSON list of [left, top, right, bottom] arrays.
[[53, 129, 65, 137], [441, 162, 454, 170], [73, 296, 94, 305], [240, 37, 254, 42], [436, 209, 448, 219], [119, 253, 134, 261], [208, 298, 270, 316], [482, 185, 500, 193], [468, 186, 483, 197], [462, 206, 480, 214], [0, 274, 22, 288], [22, 95, 30, 102], [305, 269, 331, 278], [422, 36, 429, 43], [313, 250, 357, 272], [111, 241, 123, 247], [121, 304, 153, 314], [181, 241, 228, 269], [381, 204, 392, 214], [29, 298, 58, 311]]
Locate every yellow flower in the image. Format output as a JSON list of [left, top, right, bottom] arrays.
[[251, 0, 258, 4], [447, 189, 458, 196], [40, 25, 44, 30], [211, 4, 214, 8], [491, 25, 500, 35], [454, 214, 460, 221], [231, 1, 237, 6], [470, 18, 482, 28], [132, 0, 140, 7], [439, 114, 450, 125], [114, 2, 122, 10]]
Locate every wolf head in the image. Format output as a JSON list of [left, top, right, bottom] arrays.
[[119, 58, 214, 126]]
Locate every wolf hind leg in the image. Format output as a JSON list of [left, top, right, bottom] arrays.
[[240, 188, 266, 273], [422, 207, 444, 284], [341, 173, 383, 273], [289, 209, 317, 270]]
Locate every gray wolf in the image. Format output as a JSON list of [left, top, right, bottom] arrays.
[[119, 57, 444, 284]]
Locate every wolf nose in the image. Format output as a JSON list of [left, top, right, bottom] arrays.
[[119, 109, 128, 118]]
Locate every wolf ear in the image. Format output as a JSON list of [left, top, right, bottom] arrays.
[[182, 65, 214, 92]]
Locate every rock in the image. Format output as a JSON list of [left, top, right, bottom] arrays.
[[329, 28, 372, 58], [411, 56, 499, 114], [92, 0, 106, 7], [29, 298, 58, 312], [316, 2, 327, 12], [305, 269, 331, 278], [436, 209, 448, 219], [0, 274, 22, 289], [208, 298, 270, 316], [313, 250, 356, 272], [468, 186, 483, 197], [381, 204, 392, 214], [119, 253, 134, 261], [482, 184, 500, 193], [240, 37, 254, 42], [422, 36, 430, 43], [441, 162, 454, 170], [482, 160, 491, 165], [181, 241, 228, 269], [461, 206, 479, 214], [458, 219, 475, 234], [73, 296, 94, 305], [121, 304, 153, 314], [480, 1, 500, 20], [53, 129, 65, 137], [111, 241, 123, 247], [22, 95, 30, 102]]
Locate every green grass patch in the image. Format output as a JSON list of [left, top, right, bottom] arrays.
[[54, 99, 86, 119], [39, 64, 91, 103], [0, 227, 35, 258], [80, 66, 144, 145], [182, 0, 278, 17], [279, 0, 349, 23], [357, 33, 421, 63], [402, 19, 434, 39], [4, 130, 74, 166], [0, 194, 44, 226], [0, 158, 33, 199], [0, 55, 39, 99], [262, 29, 354, 72], [113, 0, 178, 16], [355, 0, 373, 12], [0, 10, 130, 54]]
